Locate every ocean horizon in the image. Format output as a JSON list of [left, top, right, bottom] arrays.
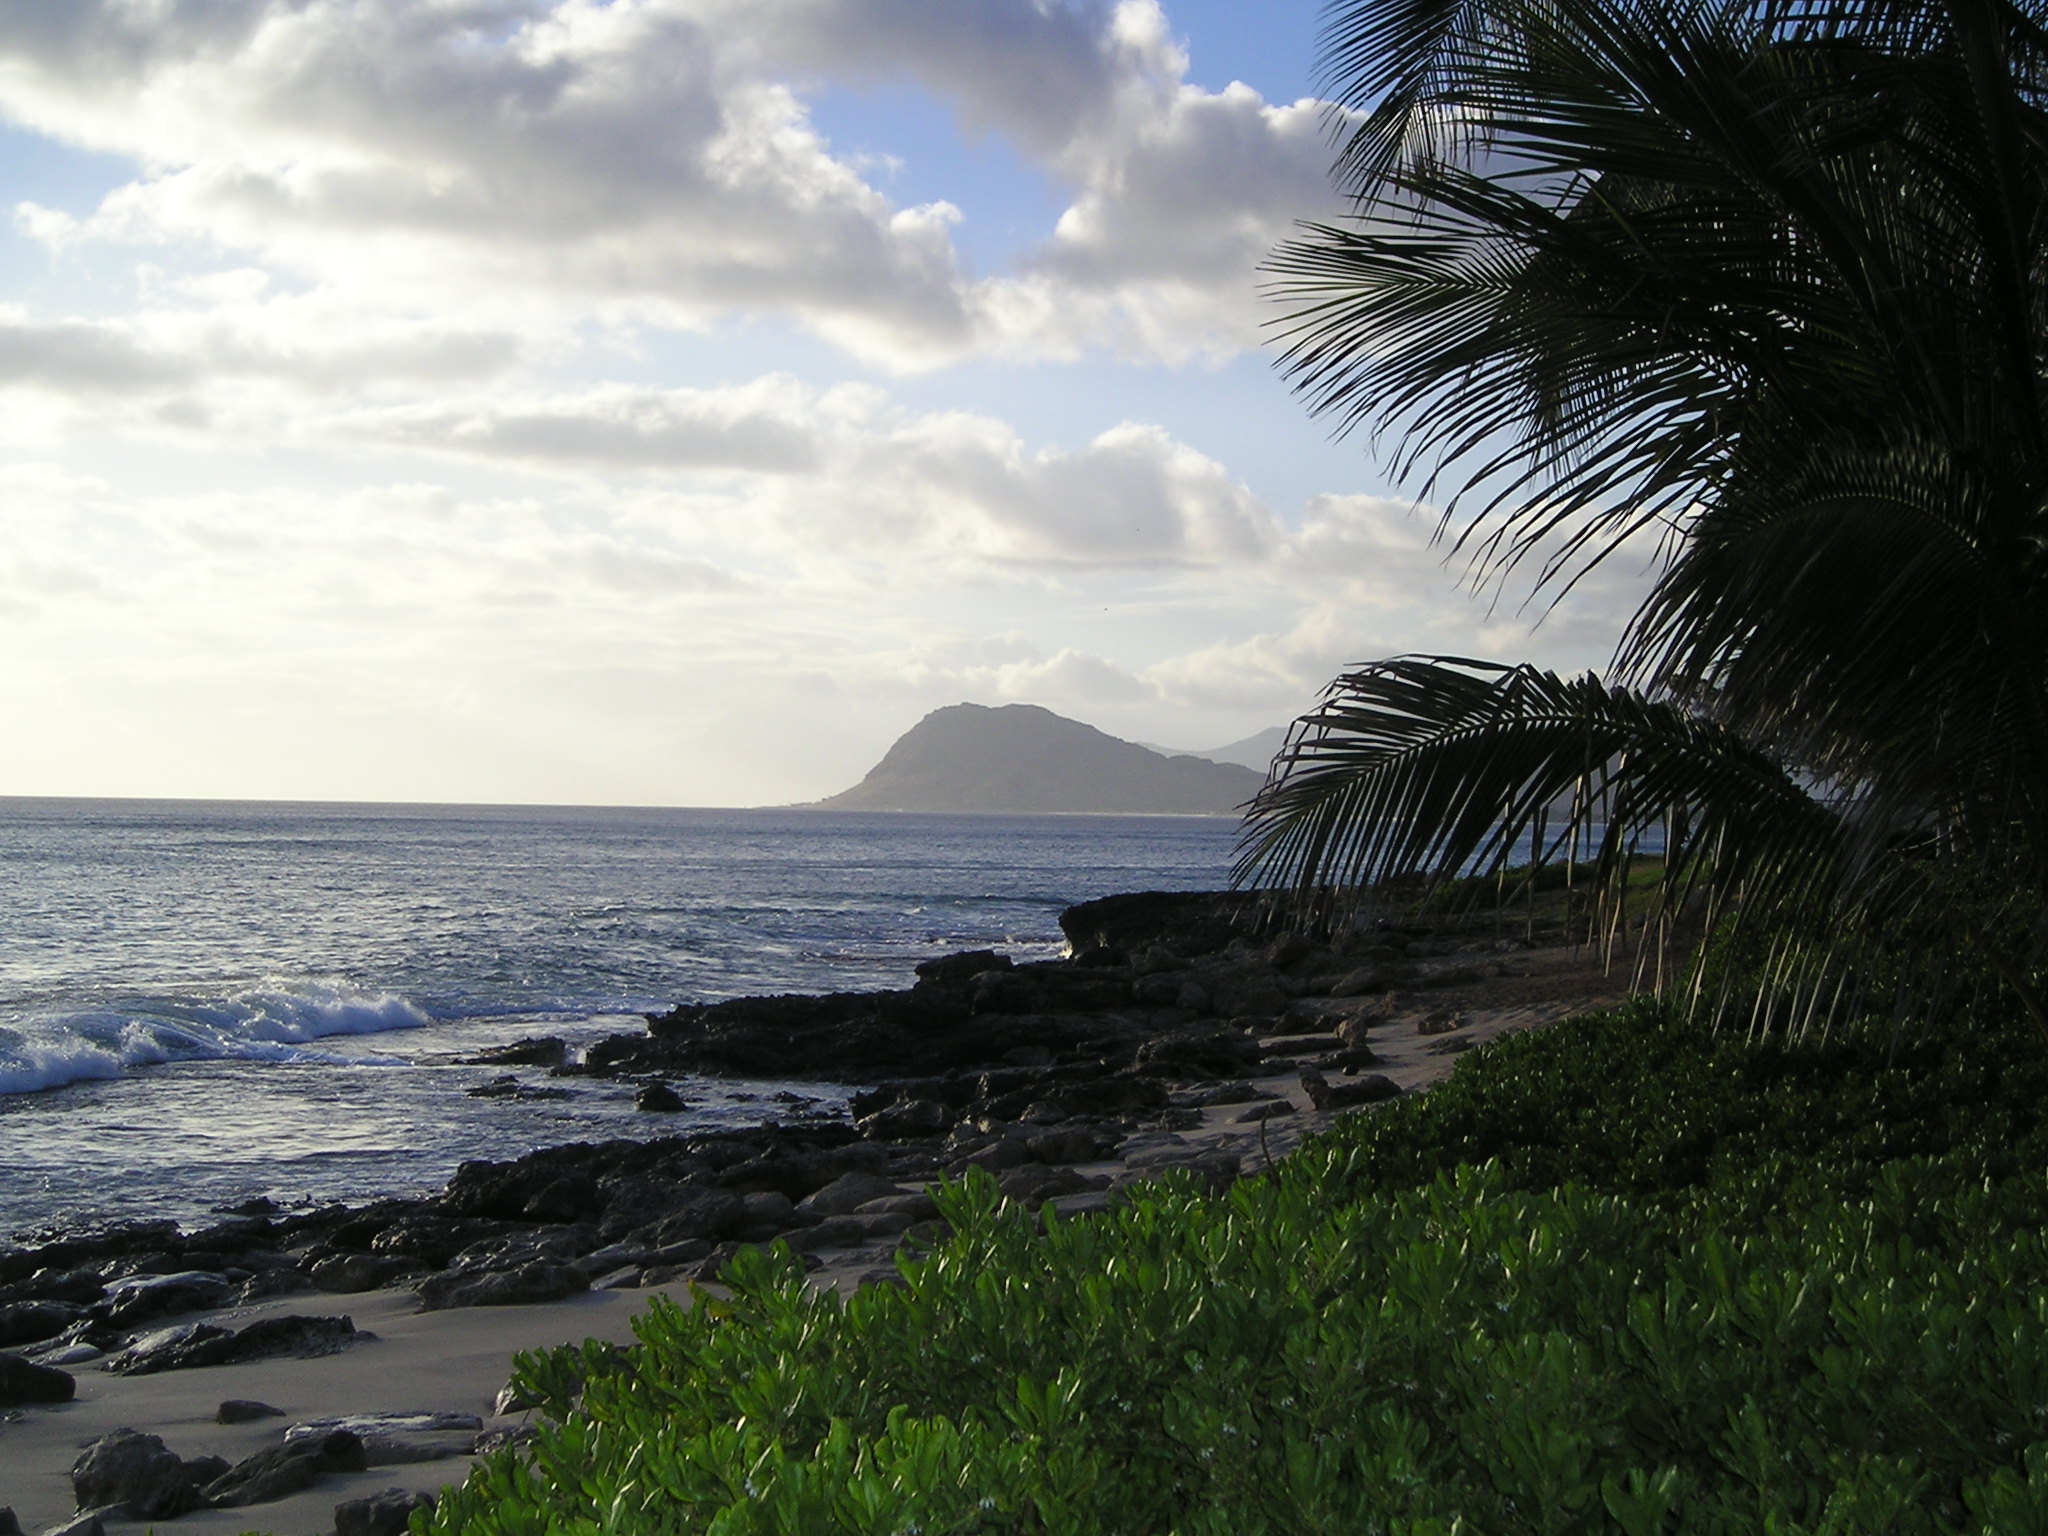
[[0, 798, 1242, 1240]]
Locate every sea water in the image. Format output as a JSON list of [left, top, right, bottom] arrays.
[[0, 799, 1239, 1240]]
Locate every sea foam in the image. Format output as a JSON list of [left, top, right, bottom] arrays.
[[0, 981, 430, 1096]]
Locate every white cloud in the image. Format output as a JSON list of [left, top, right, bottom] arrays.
[[1, 0, 1345, 371]]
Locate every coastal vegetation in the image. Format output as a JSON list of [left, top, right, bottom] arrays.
[[426, 1001, 2048, 1533], [1243, 0, 2048, 1033]]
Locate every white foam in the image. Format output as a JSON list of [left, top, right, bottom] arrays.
[[0, 981, 431, 1097]]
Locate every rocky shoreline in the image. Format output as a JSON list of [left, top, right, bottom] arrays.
[[0, 890, 1625, 1535]]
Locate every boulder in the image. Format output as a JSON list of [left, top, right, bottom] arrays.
[[996, 1165, 1103, 1205], [795, 1172, 904, 1218], [108, 1315, 358, 1376], [289, 1412, 482, 1465], [462, 1036, 570, 1068], [97, 1271, 232, 1327], [0, 1300, 81, 1347], [40, 1514, 105, 1536], [1058, 891, 1258, 957], [1135, 1026, 1263, 1077], [914, 950, 1013, 984], [414, 1260, 587, 1311], [218, 1399, 286, 1424], [70, 1429, 225, 1520], [335, 1488, 437, 1536], [0, 1350, 75, 1405], [311, 1253, 413, 1293], [1298, 1066, 1403, 1111], [598, 1184, 745, 1246], [855, 1099, 953, 1139], [203, 1431, 366, 1508], [969, 967, 1128, 1016], [635, 1082, 687, 1113]]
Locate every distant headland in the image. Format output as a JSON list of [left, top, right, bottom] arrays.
[[813, 703, 1270, 815]]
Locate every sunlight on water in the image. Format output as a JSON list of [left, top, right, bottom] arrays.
[[0, 802, 1239, 1235]]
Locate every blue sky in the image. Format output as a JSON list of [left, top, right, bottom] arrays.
[[0, 0, 1651, 805]]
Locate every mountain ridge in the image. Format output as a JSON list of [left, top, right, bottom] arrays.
[[815, 703, 1265, 815]]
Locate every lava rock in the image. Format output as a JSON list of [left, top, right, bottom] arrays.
[[218, 1399, 287, 1424], [914, 950, 1014, 984], [414, 1260, 588, 1311], [70, 1429, 226, 1520], [1298, 1066, 1403, 1110], [335, 1488, 437, 1536], [97, 1270, 233, 1328], [203, 1430, 366, 1508], [0, 1299, 82, 1347], [107, 1314, 359, 1376], [462, 1036, 570, 1068], [635, 1082, 687, 1113], [795, 1172, 904, 1217], [289, 1412, 482, 1464], [0, 1349, 75, 1405]]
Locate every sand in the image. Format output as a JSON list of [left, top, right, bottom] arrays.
[[1, 940, 1625, 1536]]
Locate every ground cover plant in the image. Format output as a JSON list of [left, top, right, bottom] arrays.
[[423, 1003, 2048, 1535]]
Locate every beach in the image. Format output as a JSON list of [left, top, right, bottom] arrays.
[[2, 924, 1624, 1536]]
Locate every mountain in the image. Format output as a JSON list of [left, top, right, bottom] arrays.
[[1180, 725, 1290, 775], [816, 703, 1265, 815]]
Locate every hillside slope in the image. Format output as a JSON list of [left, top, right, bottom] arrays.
[[816, 703, 1264, 814]]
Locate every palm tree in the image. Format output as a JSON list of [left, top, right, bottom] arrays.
[[1241, 0, 2048, 1030]]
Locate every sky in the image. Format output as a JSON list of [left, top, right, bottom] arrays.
[[0, 0, 1658, 807]]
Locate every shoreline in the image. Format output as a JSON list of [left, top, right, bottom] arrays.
[[1, 893, 1626, 1536]]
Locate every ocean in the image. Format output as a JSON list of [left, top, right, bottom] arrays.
[[0, 799, 1240, 1242]]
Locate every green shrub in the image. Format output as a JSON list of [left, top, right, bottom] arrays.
[[422, 1005, 2048, 1534]]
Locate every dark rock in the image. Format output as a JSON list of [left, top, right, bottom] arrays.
[[237, 1265, 316, 1304], [97, 1270, 232, 1327], [0, 1299, 81, 1346], [203, 1431, 366, 1508], [795, 1172, 903, 1217], [41, 1513, 105, 1536], [311, 1253, 413, 1293], [1024, 1127, 1109, 1164], [1323, 1046, 1384, 1073], [218, 1399, 287, 1424], [462, 1036, 570, 1068], [1071, 945, 1129, 969], [635, 1082, 688, 1113], [1298, 1066, 1403, 1111], [335, 1488, 437, 1536], [0, 1349, 75, 1404], [521, 1172, 600, 1222], [969, 966, 1128, 1015], [1135, 1026, 1263, 1077], [914, 950, 1013, 984], [0, 1508, 20, 1536], [466, 1075, 574, 1101], [1327, 966, 1392, 1003], [70, 1429, 220, 1520], [1059, 891, 1266, 957], [599, 1184, 745, 1246], [289, 1412, 479, 1464], [1232, 1100, 1297, 1123], [856, 1098, 953, 1139], [1267, 931, 1319, 968], [996, 1165, 1103, 1205], [1178, 1082, 1268, 1107], [414, 1260, 588, 1311], [108, 1314, 358, 1375]]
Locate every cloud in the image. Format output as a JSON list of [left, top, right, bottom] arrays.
[[1, 0, 1345, 370]]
